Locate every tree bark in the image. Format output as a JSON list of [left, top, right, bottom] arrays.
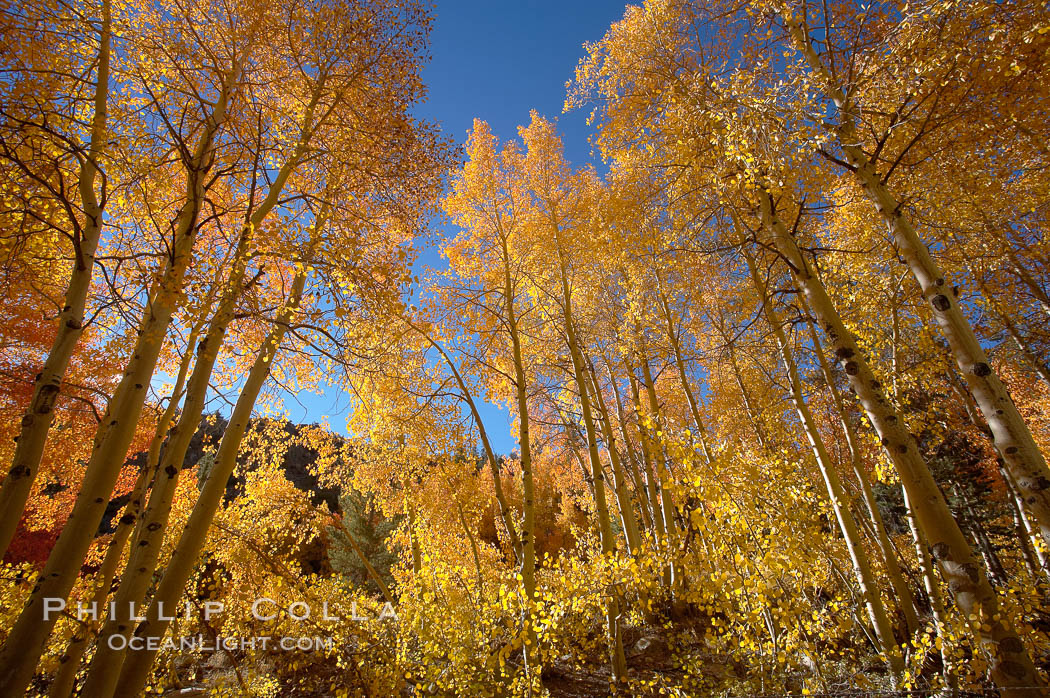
[[47, 329, 198, 698], [553, 233, 627, 682]]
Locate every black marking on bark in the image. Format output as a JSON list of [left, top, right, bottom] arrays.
[[973, 362, 992, 377], [931, 294, 951, 311], [844, 361, 859, 375]]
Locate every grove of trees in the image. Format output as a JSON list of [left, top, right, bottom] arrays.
[[1, 0, 1049, 695]]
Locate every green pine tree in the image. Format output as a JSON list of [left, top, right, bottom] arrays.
[[328, 489, 399, 596]]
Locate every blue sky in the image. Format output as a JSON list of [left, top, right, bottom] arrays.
[[280, 1, 629, 453]]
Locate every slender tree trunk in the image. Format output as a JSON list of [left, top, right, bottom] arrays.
[[80, 239, 255, 695], [0, 0, 112, 558], [1002, 465, 1050, 580], [493, 230, 539, 677], [631, 353, 677, 588], [47, 465, 150, 698], [951, 483, 1008, 586], [1003, 473, 1044, 580], [0, 58, 243, 697], [553, 238, 627, 682], [110, 246, 313, 698], [452, 491, 484, 589], [407, 320, 521, 561], [638, 351, 679, 544], [902, 486, 957, 693], [797, 292, 922, 639], [48, 324, 200, 698], [329, 516, 394, 604], [655, 281, 714, 464], [607, 360, 654, 534], [744, 247, 903, 681], [781, 10, 1050, 551], [79, 133, 319, 694], [717, 314, 768, 451], [628, 367, 667, 548], [586, 355, 642, 556], [756, 191, 1043, 694]]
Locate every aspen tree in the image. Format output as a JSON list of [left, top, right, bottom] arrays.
[[47, 313, 204, 698], [637, 349, 680, 543], [1002, 466, 1050, 580], [743, 245, 903, 681], [499, 231, 540, 672], [1001, 466, 1050, 581], [81, 84, 329, 693], [0, 0, 111, 557], [0, 50, 246, 696], [627, 363, 667, 549], [585, 354, 642, 555], [797, 292, 922, 638], [554, 227, 628, 683], [399, 315, 522, 561], [110, 237, 316, 697], [518, 113, 627, 679], [606, 357, 655, 534], [778, 4, 1050, 545], [443, 121, 541, 671], [902, 486, 958, 692], [655, 279, 714, 465], [711, 304, 769, 451], [757, 191, 1044, 695]]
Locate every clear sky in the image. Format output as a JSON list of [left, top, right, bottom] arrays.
[[281, 1, 630, 453]]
